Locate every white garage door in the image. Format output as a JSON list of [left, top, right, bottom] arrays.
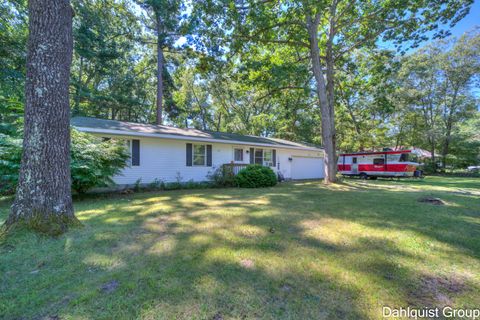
[[291, 157, 324, 180]]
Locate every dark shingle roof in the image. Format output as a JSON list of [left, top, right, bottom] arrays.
[[71, 117, 322, 150]]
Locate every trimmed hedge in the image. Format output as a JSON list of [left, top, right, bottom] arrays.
[[235, 164, 277, 188]]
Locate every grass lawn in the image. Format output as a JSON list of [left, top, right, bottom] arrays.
[[1, 176, 479, 319]]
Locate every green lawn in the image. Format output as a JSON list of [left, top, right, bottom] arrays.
[[1, 176, 479, 319]]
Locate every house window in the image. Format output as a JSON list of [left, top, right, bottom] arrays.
[[193, 144, 206, 166], [373, 158, 385, 165], [263, 150, 273, 167], [254, 148, 274, 167], [234, 148, 243, 162], [254, 149, 263, 165], [131, 139, 140, 166]]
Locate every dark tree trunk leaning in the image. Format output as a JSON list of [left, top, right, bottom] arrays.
[[307, 14, 337, 183], [5, 0, 78, 235]]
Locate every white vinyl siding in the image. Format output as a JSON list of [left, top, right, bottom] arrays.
[[91, 134, 324, 184], [125, 139, 132, 166]]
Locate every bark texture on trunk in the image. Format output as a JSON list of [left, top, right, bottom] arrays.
[[5, 0, 78, 235], [156, 14, 164, 125], [307, 15, 337, 183], [441, 92, 458, 170], [431, 146, 436, 170], [441, 124, 452, 170]]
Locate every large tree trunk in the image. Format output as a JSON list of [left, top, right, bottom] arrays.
[[307, 15, 337, 183], [5, 0, 78, 235], [156, 14, 164, 125], [441, 91, 458, 170], [441, 119, 453, 171], [430, 142, 436, 172]]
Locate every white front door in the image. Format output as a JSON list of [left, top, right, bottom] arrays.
[[291, 157, 324, 180]]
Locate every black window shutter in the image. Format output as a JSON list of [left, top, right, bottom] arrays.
[[250, 148, 254, 164], [186, 143, 192, 166], [132, 139, 140, 166], [206, 145, 212, 166], [272, 149, 276, 167]]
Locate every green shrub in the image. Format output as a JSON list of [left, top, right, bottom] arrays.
[[207, 165, 236, 187], [235, 164, 277, 188], [132, 178, 142, 192], [70, 129, 130, 194], [0, 133, 22, 194], [148, 178, 165, 190], [0, 129, 130, 195]]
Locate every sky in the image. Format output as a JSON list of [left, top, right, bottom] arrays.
[[376, 0, 479, 52], [448, 0, 480, 37]]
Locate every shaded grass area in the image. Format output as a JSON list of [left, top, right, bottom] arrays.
[[1, 176, 479, 319]]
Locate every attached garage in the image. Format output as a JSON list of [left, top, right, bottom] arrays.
[[291, 156, 324, 180]]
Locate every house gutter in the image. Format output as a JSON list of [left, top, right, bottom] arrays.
[[73, 126, 324, 153]]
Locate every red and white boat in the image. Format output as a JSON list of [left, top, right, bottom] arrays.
[[337, 150, 421, 179]]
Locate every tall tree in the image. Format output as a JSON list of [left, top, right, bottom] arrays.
[[138, 0, 183, 125], [0, 0, 28, 135], [4, 0, 78, 235], [336, 49, 398, 151], [196, 0, 473, 182], [437, 30, 480, 169], [71, 0, 147, 121], [394, 30, 479, 170]]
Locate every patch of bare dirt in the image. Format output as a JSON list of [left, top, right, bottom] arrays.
[[418, 196, 446, 205], [280, 284, 292, 292], [212, 312, 223, 320], [100, 280, 119, 294], [408, 274, 466, 308]]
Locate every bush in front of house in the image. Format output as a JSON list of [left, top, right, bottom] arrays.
[[0, 129, 130, 195], [70, 129, 130, 194], [207, 165, 236, 187], [235, 164, 277, 188]]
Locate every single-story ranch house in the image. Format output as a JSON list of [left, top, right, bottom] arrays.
[[71, 117, 325, 185]]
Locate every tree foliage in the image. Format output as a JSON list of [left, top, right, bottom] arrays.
[[0, 130, 130, 195], [70, 130, 131, 194], [393, 29, 480, 169], [0, 0, 478, 179]]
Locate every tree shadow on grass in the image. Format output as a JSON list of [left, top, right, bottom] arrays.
[[1, 179, 479, 319]]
